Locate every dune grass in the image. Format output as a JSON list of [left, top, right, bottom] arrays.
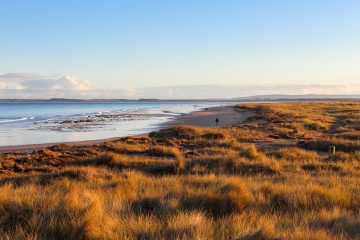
[[0, 101, 360, 239]]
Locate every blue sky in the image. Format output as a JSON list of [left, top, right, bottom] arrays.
[[0, 1, 359, 98]]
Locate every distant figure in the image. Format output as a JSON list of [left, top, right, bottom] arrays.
[[215, 118, 219, 125]]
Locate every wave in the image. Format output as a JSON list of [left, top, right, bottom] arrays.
[[0, 116, 34, 123], [97, 110, 111, 115]]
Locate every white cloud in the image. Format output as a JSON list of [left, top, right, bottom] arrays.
[[16, 75, 91, 91], [0, 72, 359, 99], [0, 73, 94, 98], [55, 75, 91, 91], [0, 81, 5, 90], [9, 75, 88, 90]]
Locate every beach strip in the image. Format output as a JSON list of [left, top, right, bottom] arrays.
[[0, 105, 254, 153]]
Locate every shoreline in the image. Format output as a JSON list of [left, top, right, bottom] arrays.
[[162, 105, 254, 128], [0, 105, 254, 153]]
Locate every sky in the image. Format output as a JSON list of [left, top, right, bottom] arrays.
[[0, 0, 359, 99]]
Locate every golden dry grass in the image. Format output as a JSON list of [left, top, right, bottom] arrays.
[[0, 101, 360, 239]]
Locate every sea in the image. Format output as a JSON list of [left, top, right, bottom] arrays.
[[0, 101, 237, 146]]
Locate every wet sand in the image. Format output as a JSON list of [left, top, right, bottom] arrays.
[[163, 105, 255, 128], [0, 105, 254, 153]]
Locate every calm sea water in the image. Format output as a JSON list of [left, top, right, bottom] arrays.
[[0, 101, 236, 146]]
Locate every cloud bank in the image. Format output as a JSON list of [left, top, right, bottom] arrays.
[[138, 84, 360, 99], [0, 73, 90, 90], [0, 73, 359, 99], [0, 73, 93, 98]]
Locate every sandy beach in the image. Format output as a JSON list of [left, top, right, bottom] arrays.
[[0, 105, 254, 153], [163, 105, 255, 128]]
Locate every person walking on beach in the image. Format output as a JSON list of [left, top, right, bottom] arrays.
[[215, 118, 219, 125]]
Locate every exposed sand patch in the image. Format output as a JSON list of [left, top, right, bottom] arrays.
[[164, 106, 255, 128]]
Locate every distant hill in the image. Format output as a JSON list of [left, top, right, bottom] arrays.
[[0, 94, 359, 103], [233, 94, 360, 101]]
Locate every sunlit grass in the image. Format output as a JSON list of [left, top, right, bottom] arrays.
[[0, 101, 360, 239]]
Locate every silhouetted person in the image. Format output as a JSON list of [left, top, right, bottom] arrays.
[[215, 118, 219, 125]]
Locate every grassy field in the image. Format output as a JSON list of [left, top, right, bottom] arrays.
[[0, 101, 359, 240]]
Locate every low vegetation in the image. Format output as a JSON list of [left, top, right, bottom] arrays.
[[0, 101, 359, 239]]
